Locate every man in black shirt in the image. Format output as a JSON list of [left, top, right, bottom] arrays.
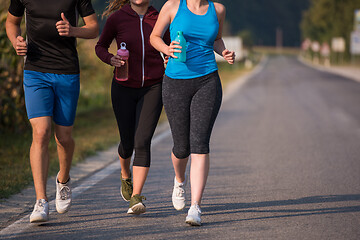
[[6, 0, 99, 223]]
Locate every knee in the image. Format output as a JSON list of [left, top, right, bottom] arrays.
[[118, 142, 134, 159], [32, 127, 51, 145], [55, 132, 73, 147], [173, 145, 190, 159]]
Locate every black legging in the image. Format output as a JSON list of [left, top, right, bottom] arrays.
[[111, 80, 163, 167], [162, 71, 222, 159]]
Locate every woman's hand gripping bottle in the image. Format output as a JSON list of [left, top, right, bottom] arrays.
[[115, 42, 129, 81], [174, 31, 186, 62]]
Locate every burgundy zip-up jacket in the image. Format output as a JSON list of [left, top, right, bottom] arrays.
[[95, 4, 169, 88]]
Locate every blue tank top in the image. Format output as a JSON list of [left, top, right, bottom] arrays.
[[165, 0, 219, 79]]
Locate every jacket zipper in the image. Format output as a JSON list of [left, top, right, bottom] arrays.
[[140, 15, 145, 87]]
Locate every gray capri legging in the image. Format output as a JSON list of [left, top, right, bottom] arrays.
[[163, 71, 222, 159]]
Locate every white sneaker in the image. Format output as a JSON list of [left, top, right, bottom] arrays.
[[56, 172, 72, 214], [30, 199, 49, 223], [185, 204, 202, 226], [172, 176, 186, 210]]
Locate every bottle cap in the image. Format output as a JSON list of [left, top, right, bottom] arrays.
[[120, 42, 127, 49], [117, 42, 129, 58]]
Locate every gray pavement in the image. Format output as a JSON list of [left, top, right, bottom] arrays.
[[1, 55, 360, 239]]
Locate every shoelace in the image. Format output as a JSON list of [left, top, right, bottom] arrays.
[[123, 179, 133, 192], [35, 200, 46, 212], [59, 186, 71, 200], [191, 204, 201, 214], [133, 195, 146, 202], [175, 184, 185, 197]]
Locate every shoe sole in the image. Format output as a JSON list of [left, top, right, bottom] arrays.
[[30, 216, 49, 223], [185, 217, 201, 226], [120, 185, 130, 202], [127, 203, 146, 215]]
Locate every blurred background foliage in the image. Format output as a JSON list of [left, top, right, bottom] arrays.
[[0, 0, 27, 132], [301, 0, 360, 59]]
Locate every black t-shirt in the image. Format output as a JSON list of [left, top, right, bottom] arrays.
[[8, 0, 95, 74]]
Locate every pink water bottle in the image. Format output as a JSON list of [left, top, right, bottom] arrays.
[[115, 42, 129, 81]]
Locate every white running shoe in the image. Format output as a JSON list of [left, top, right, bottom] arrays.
[[30, 199, 49, 223], [185, 204, 202, 226], [56, 172, 72, 214], [172, 176, 186, 211]]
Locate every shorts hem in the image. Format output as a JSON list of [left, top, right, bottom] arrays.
[[190, 150, 210, 155], [28, 113, 52, 120], [53, 120, 75, 127]]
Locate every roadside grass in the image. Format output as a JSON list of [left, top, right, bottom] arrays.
[[0, 38, 255, 199], [0, 107, 119, 199], [218, 61, 251, 87]]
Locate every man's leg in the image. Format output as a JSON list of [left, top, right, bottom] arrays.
[[23, 70, 54, 222], [54, 124, 74, 214], [54, 124, 74, 183], [52, 72, 79, 183], [29, 116, 52, 201]]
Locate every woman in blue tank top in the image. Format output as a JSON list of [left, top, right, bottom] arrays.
[[150, 0, 235, 226]]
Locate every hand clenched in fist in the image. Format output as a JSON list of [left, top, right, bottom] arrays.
[[15, 36, 27, 56], [56, 13, 73, 37], [222, 49, 235, 65]]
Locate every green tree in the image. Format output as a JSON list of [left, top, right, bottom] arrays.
[[301, 0, 360, 57]]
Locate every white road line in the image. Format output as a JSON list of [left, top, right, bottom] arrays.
[[0, 57, 268, 238]]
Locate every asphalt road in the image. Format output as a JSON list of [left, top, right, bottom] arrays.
[[1, 55, 360, 239]]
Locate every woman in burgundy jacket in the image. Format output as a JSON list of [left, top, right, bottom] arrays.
[[95, 0, 169, 215]]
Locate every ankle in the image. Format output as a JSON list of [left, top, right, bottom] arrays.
[[175, 175, 186, 184], [57, 177, 70, 184], [191, 201, 200, 207], [36, 197, 48, 202], [131, 192, 141, 197], [121, 170, 131, 179], [57, 171, 70, 184]]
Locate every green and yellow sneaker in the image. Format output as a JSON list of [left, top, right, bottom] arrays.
[[127, 194, 146, 215], [120, 173, 133, 202]]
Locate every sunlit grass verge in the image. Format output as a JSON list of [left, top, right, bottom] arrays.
[[0, 107, 119, 199]]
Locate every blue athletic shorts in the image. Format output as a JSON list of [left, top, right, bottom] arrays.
[[23, 70, 80, 126]]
